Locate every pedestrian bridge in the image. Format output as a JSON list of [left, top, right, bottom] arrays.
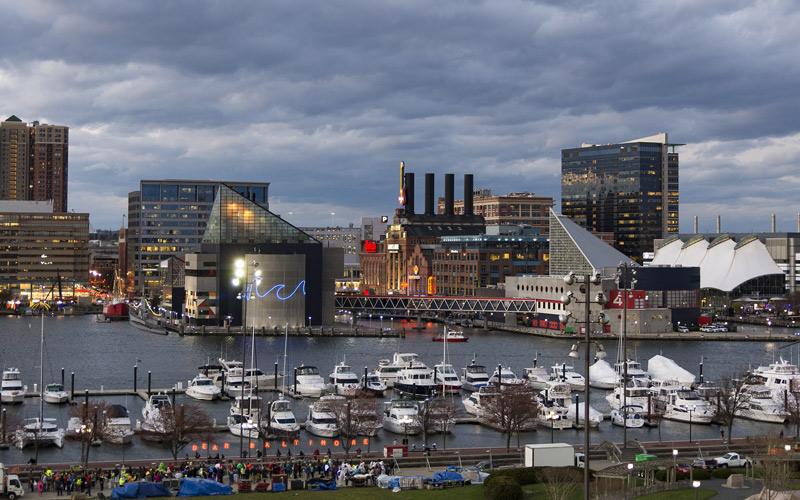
[[334, 295, 537, 314]]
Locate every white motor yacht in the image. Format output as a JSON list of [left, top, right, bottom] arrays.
[[104, 404, 135, 444], [360, 372, 388, 395], [461, 359, 490, 391], [550, 363, 585, 391], [230, 391, 263, 418], [614, 359, 650, 380], [1, 367, 25, 404], [522, 357, 550, 391], [15, 417, 65, 449], [606, 378, 652, 411], [268, 398, 300, 436], [382, 399, 421, 435], [433, 363, 462, 393], [186, 374, 222, 401], [141, 392, 172, 433], [227, 413, 262, 439], [488, 365, 525, 387], [650, 385, 714, 424], [375, 353, 419, 388], [462, 386, 497, 417], [292, 365, 327, 398], [737, 384, 787, 423], [43, 382, 68, 404], [224, 376, 252, 398], [394, 359, 436, 398], [610, 405, 645, 428], [751, 357, 800, 400], [541, 381, 573, 410], [305, 397, 340, 437], [537, 405, 572, 430], [328, 361, 360, 396]]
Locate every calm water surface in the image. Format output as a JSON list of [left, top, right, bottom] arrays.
[[0, 315, 795, 465]]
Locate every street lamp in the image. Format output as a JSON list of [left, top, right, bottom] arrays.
[[627, 463, 634, 495], [673, 449, 678, 484], [692, 480, 700, 500], [560, 271, 610, 500], [547, 411, 557, 443], [616, 262, 637, 449]]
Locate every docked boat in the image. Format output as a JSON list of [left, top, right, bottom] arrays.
[[227, 413, 262, 439], [360, 372, 388, 395], [751, 357, 800, 400], [522, 356, 550, 391], [462, 386, 497, 417], [550, 363, 586, 391], [394, 358, 436, 398], [421, 397, 456, 433], [104, 404, 135, 444], [606, 378, 652, 410], [186, 374, 222, 401], [1, 367, 26, 403], [230, 390, 263, 418], [128, 300, 168, 335], [268, 398, 300, 436], [305, 397, 340, 437], [103, 272, 130, 320], [541, 381, 573, 409], [650, 385, 714, 424], [588, 359, 619, 389], [223, 376, 252, 398], [737, 384, 786, 423], [43, 382, 68, 404], [488, 365, 525, 387], [15, 418, 65, 449], [375, 353, 419, 388], [610, 405, 645, 428], [614, 359, 650, 381], [141, 392, 172, 433], [537, 405, 572, 430], [462, 358, 490, 392], [292, 365, 327, 398], [566, 402, 604, 428], [647, 355, 695, 386], [382, 399, 421, 435], [432, 327, 469, 342], [433, 363, 462, 393], [328, 361, 360, 396]]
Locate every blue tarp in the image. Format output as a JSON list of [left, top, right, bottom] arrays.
[[433, 471, 464, 482], [110, 482, 172, 499], [177, 478, 233, 497], [309, 480, 337, 491]]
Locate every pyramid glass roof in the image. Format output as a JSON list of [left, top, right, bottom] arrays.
[[202, 184, 318, 245]]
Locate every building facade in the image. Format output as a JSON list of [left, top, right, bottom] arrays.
[[0, 201, 89, 300], [561, 133, 679, 260], [0, 115, 69, 212], [440, 190, 554, 234], [127, 180, 270, 297]]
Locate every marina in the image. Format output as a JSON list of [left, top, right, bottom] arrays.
[[0, 314, 799, 465]]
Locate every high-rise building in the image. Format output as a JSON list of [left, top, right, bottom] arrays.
[[127, 180, 270, 297], [0, 115, 69, 212], [561, 132, 680, 260]]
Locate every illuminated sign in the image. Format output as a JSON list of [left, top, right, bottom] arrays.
[[249, 281, 307, 301], [364, 241, 377, 253], [381, 216, 389, 223]]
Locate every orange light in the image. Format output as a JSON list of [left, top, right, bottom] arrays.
[[265, 442, 270, 448], [334, 440, 340, 447], [212, 444, 218, 451], [351, 439, 356, 446], [192, 445, 197, 451], [249, 442, 255, 449], [224, 443, 230, 449], [281, 441, 287, 448], [363, 439, 369, 445], [294, 439, 299, 446], [321, 440, 326, 446], [309, 440, 313, 446], [202, 443, 207, 450]]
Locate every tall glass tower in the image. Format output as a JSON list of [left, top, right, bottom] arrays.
[[561, 133, 680, 261]]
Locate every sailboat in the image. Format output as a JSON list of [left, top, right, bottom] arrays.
[[15, 311, 65, 449], [269, 325, 299, 437]]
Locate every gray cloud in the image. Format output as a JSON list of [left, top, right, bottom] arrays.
[[0, 0, 797, 232]]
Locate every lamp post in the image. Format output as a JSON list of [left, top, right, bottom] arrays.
[[692, 480, 700, 500], [560, 271, 609, 500], [616, 263, 636, 449], [673, 449, 678, 484], [688, 404, 696, 442], [548, 411, 556, 443], [627, 463, 634, 498]]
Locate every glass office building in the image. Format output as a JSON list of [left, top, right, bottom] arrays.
[[127, 180, 270, 296], [561, 133, 680, 261]]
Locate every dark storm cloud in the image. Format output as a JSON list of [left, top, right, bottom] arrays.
[[0, 0, 798, 230]]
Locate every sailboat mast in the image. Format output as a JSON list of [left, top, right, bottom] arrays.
[[282, 325, 289, 393]]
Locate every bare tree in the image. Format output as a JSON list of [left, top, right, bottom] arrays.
[[418, 398, 459, 450], [537, 467, 582, 500], [712, 370, 750, 444], [328, 394, 378, 458], [481, 384, 539, 452], [67, 400, 113, 470], [752, 432, 792, 499], [146, 402, 214, 461]]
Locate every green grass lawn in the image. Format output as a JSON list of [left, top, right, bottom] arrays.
[[633, 487, 717, 499], [226, 484, 487, 500]]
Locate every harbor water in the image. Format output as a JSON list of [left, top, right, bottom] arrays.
[[0, 314, 796, 465]]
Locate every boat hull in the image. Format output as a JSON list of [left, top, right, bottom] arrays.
[[383, 419, 421, 435], [185, 389, 219, 401], [1, 391, 25, 404]]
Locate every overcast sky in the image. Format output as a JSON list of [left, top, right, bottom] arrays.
[[1, 0, 798, 233]]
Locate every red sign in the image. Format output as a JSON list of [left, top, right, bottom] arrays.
[[364, 241, 377, 253], [608, 290, 647, 309]]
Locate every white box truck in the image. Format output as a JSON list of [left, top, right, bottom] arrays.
[[524, 443, 577, 468], [0, 464, 24, 499]]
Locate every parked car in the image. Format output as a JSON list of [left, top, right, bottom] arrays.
[[692, 458, 718, 471], [465, 461, 494, 472], [676, 463, 692, 475], [714, 452, 749, 468], [676, 326, 690, 333]]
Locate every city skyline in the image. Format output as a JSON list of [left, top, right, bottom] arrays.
[[1, 1, 798, 232]]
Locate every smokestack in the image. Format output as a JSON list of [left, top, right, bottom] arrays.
[[464, 174, 474, 216], [693, 216, 698, 234], [772, 213, 776, 233], [444, 173, 454, 216], [425, 173, 435, 216], [404, 173, 415, 215], [716, 215, 721, 234], [797, 213, 799, 232]]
